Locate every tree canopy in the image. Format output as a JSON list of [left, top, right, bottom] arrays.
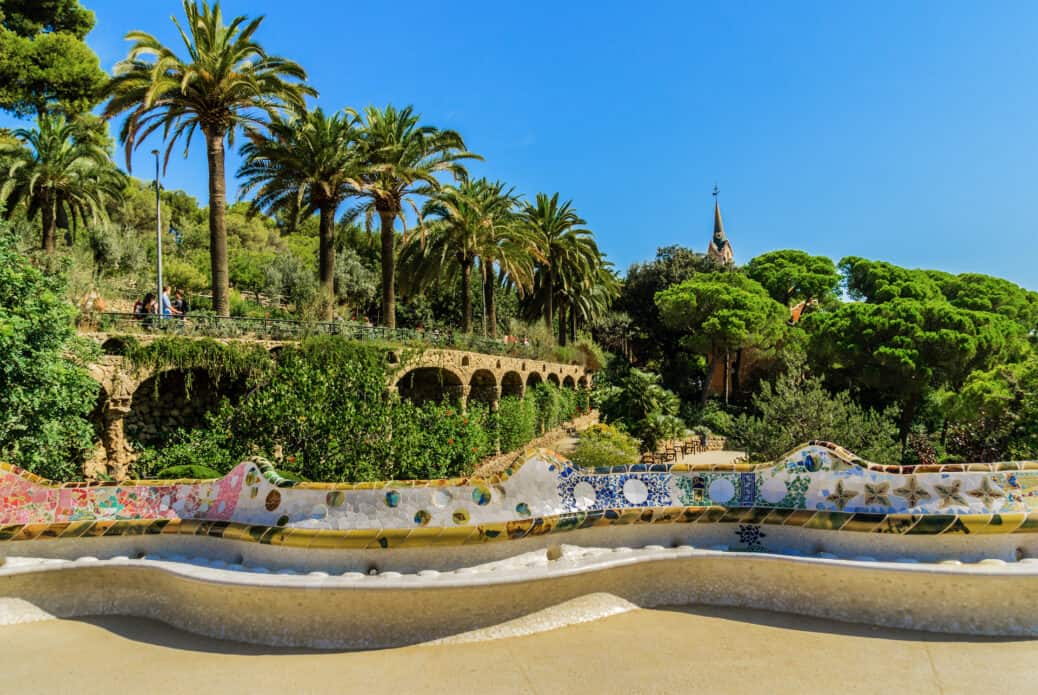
[[745, 249, 840, 307], [0, 0, 107, 116], [656, 272, 788, 403]]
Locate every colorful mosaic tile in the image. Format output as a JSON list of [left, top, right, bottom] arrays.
[[4, 443, 1038, 549]]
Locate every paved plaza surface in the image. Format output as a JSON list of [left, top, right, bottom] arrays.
[[2, 604, 1035, 694]]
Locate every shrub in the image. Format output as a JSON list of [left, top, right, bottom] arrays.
[[0, 228, 100, 480], [570, 424, 640, 468], [695, 401, 736, 437], [496, 396, 537, 452], [730, 368, 900, 463], [151, 464, 223, 479]]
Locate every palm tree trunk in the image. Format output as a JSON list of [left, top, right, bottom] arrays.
[[461, 256, 473, 334], [206, 133, 230, 317], [558, 302, 567, 346], [544, 266, 554, 330], [570, 305, 578, 342], [40, 192, 56, 253], [318, 203, 336, 320], [483, 260, 497, 338], [378, 208, 396, 328]]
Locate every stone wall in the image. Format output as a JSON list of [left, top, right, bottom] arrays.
[[124, 369, 245, 447]]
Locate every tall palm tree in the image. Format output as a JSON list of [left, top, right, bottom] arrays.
[[567, 261, 620, 340], [475, 192, 541, 338], [346, 104, 480, 328], [519, 192, 598, 344], [403, 179, 524, 333], [102, 0, 314, 316], [238, 107, 359, 318], [0, 114, 124, 252]]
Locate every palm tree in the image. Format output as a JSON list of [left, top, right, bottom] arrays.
[[346, 104, 480, 328], [102, 0, 314, 316], [519, 193, 599, 344], [238, 108, 359, 318], [403, 179, 524, 333], [475, 190, 541, 338], [0, 114, 124, 252]]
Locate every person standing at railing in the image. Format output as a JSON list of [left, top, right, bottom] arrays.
[[160, 285, 181, 318], [133, 295, 148, 319], [171, 289, 189, 317]]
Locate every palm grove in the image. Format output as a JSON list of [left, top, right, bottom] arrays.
[[1, 0, 1037, 481]]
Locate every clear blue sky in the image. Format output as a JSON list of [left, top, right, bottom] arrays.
[[16, 1, 1038, 288]]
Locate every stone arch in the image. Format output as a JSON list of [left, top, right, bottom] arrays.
[[562, 375, 576, 389], [124, 368, 248, 447], [501, 371, 524, 399], [100, 336, 131, 356], [468, 369, 498, 406], [396, 367, 464, 405], [578, 375, 589, 389], [547, 373, 561, 387], [526, 371, 543, 389]]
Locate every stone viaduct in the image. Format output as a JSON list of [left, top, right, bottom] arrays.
[[82, 333, 592, 479]]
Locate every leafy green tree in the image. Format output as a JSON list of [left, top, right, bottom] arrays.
[[334, 246, 378, 314], [238, 108, 360, 318], [943, 359, 1038, 461], [929, 272, 1038, 333], [840, 256, 942, 303], [804, 297, 1017, 446], [745, 249, 840, 307], [0, 113, 124, 251], [346, 104, 480, 328], [0, 225, 99, 479], [656, 272, 788, 405], [103, 0, 314, 317], [615, 245, 718, 396], [730, 362, 900, 464], [0, 0, 107, 116]]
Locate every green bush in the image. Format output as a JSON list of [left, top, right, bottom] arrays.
[[152, 464, 223, 479], [496, 396, 537, 452], [570, 424, 640, 468], [730, 367, 900, 463], [0, 228, 100, 480], [695, 402, 736, 437], [136, 337, 501, 482]]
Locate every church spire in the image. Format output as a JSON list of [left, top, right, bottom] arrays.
[[707, 185, 734, 265]]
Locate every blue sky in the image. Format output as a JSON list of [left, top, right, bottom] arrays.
[[10, 1, 1038, 288]]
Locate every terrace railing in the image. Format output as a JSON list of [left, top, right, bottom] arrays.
[[78, 312, 564, 362]]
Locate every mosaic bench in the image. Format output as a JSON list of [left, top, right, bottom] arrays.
[[3, 442, 1038, 647]]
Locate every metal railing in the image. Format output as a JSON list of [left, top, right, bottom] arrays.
[[78, 312, 574, 363]]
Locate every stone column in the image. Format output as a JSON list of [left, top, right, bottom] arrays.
[[90, 364, 139, 481], [458, 385, 471, 412], [100, 396, 134, 480]]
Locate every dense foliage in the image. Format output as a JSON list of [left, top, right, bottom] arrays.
[[0, 226, 99, 479], [729, 361, 901, 463], [0, 0, 107, 116], [135, 337, 585, 482]]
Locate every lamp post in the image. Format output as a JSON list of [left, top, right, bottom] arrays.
[[152, 149, 163, 317]]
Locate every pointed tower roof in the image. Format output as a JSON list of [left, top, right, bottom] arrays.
[[713, 199, 727, 244], [707, 189, 734, 265]]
